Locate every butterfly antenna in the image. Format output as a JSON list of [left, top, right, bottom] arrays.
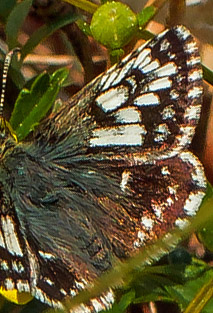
[[0, 48, 20, 118]]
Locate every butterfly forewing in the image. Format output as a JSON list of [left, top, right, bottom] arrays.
[[0, 25, 206, 312], [89, 25, 202, 159], [38, 26, 203, 165]]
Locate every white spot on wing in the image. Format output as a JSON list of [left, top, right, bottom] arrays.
[[100, 65, 117, 90], [126, 77, 137, 93], [4, 278, 14, 290], [188, 70, 202, 82], [183, 191, 205, 216], [26, 242, 39, 288], [142, 60, 160, 73], [147, 77, 172, 91], [134, 93, 159, 106], [120, 170, 131, 192], [175, 218, 190, 229], [133, 48, 151, 69], [91, 299, 105, 312], [188, 86, 202, 99], [133, 240, 140, 248], [17, 280, 30, 292], [168, 186, 178, 195], [179, 152, 206, 188], [44, 278, 54, 286], [96, 87, 128, 113], [99, 74, 109, 89], [104, 290, 114, 305], [187, 57, 200, 67], [112, 58, 135, 86], [154, 123, 171, 142], [160, 39, 170, 51], [133, 230, 146, 248], [141, 217, 154, 230], [1, 216, 23, 256], [151, 203, 162, 219], [0, 230, 5, 248], [39, 250, 55, 259], [184, 105, 201, 120], [12, 261, 24, 273], [103, 71, 118, 91], [60, 288, 67, 296], [167, 197, 174, 206], [114, 107, 141, 124], [170, 89, 179, 100], [34, 288, 53, 308], [154, 29, 169, 40], [162, 105, 175, 120], [138, 230, 146, 242], [1, 260, 9, 271], [175, 25, 191, 40], [99, 295, 108, 308], [90, 125, 147, 147], [155, 62, 177, 77], [185, 41, 197, 54], [161, 166, 170, 175], [75, 281, 85, 290], [177, 126, 195, 147]]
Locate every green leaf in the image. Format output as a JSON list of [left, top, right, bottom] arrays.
[[199, 219, 213, 252], [10, 68, 69, 141], [100, 0, 111, 4], [110, 49, 124, 64], [129, 266, 186, 304], [77, 19, 92, 37], [198, 184, 213, 251], [184, 275, 213, 313], [6, 0, 33, 49], [166, 270, 213, 313], [137, 6, 156, 29], [10, 72, 50, 130], [203, 65, 213, 86], [127, 260, 209, 306], [0, 0, 16, 22], [107, 291, 135, 313], [20, 13, 79, 62], [62, 0, 98, 14]]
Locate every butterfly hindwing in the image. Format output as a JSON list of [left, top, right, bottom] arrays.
[[0, 213, 30, 291], [117, 152, 206, 248]]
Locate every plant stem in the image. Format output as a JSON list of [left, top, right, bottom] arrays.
[[184, 277, 213, 313]]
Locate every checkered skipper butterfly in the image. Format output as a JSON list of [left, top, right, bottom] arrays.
[[0, 25, 206, 312]]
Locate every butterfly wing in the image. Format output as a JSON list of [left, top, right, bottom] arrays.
[[35, 25, 202, 162], [0, 25, 206, 311]]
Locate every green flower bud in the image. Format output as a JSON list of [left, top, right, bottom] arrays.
[[90, 1, 137, 50]]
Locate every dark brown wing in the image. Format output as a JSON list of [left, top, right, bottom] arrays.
[[0, 25, 205, 312]]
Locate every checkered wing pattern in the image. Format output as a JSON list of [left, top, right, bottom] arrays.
[[0, 25, 206, 312]]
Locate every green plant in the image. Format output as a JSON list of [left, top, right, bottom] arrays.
[[0, 1, 212, 313]]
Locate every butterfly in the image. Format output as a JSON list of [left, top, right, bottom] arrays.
[[0, 25, 206, 312]]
